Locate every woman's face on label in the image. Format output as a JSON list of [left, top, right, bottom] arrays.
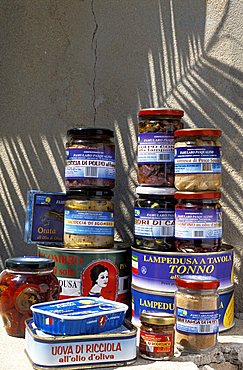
[[97, 270, 109, 288]]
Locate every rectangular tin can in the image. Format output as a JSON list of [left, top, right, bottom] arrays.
[[132, 244, 234, 292], [25, 319, 137, 369], [37, 243, 131, 306], [24, 190, 66, 246], [131, 284, 234, 333]]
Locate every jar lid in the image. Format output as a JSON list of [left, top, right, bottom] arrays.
[[140, 312, 175, 326], [175, 275, 220, 290], [175, 191, 221, 199], [136, 186, 176, 195], [67, 127, 114, 137], [174, 128, 221, 137], [138, 108, 184, 118], [66, 189, 113, 197], [5, 256, 55, 270]]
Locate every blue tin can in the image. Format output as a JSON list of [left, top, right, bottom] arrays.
[[132, 244, 234, 292], [131, 285, 234, 333]]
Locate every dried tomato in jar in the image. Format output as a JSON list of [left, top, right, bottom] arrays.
[[65, 128, 115, 189], [137, 108, 184, 187], [175, 191, 222, 253], [139, 312, 175, 360], [0, 257, 60, 337]]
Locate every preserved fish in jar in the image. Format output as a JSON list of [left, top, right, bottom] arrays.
[[0, 257, 60, 337], [139, 312, 175, 360], [137, 108, 184, 187], [134, 186, 176, 251], [64, 189, 114, 249], [174, 128, 222, 191], [175, 275, 219, 353], [175, 191, 222, 253], [65, 128, 115, 189]]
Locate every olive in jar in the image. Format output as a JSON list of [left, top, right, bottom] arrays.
[[174, 191, 222, 253], [65, 128, 115, 189], [0, 257, 60, 337], [137, 108, 184, 187], [134, 186, 176, 251]]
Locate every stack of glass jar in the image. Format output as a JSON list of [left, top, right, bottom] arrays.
[[132, 109, 235, 354], [64, 128, 116, 249]]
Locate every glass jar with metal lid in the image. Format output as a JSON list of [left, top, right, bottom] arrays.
[[175, 275, 220, 353], [137, 108, 184, 187], [64, 189, 114, 249], [174, 191, 222, 253], [65, 127, 115, 189], [0, 256, 60, 338], [174, 128, 222, 191], [139, 312, 175, 360], [134, 186, 176, 251]]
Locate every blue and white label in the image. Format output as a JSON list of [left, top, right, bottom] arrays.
[[174, 146, 221, 174], [134, 207, 174, 237], [176, 307, 219, 334], [175, 209, 222, 239], [64, 210, 114, 236], [137, 133, 174, 164], [65, 147, 115, 179]]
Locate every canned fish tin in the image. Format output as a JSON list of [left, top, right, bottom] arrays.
[[132, 245, 233, 292], [37, 243, 131, 305], [25, 319, 137, 369], [131, 285, 234, 332]]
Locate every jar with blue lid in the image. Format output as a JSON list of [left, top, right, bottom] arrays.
[[134, 187, 176, 251]]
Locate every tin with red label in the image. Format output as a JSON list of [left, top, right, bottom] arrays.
[[37, 243, 131, 306]]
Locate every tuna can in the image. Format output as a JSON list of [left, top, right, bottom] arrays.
[[37, 243, 131, 305], [25, 319, 137, 369], [132, 244, 234, 292], [131, 285, 234, 333]]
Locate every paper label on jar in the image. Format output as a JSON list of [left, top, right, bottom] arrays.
[[64, 210, 114, 236], [134, 207, 174, 237], [65, 148, 115, 179], [174, 146, 221, 174], [176, 307, 219, 334], [137, 133, 174, 163], [175, 209, 222, 239], [140, 330, 173, 354]]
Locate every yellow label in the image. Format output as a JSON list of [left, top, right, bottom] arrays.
[[223, 293, 234, 328]]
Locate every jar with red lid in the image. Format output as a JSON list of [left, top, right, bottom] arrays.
[[137, 108, 184, 187], [0, 256, 60, 337], [174, 191, 222, 253], [175, 275, 220, 353], [174, 128, 222, 191]]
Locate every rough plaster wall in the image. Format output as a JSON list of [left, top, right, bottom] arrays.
[[0, 1, 242, 310]]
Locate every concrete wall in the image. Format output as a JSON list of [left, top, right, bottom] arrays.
[[0, 0, 242, 310]]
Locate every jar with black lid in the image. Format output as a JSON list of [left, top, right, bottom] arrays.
[[139, 312, 175, 360], [64, 189, 114, 249], [0, 256, 60, 337], [134, 186, 176, 251], [65, 127, 115, 189], [174, 128, 222, 191], [175, 191, 222, 253], [137, 108, 184, 187]]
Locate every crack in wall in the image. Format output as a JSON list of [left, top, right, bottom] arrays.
[[91, 0, 98, 127]]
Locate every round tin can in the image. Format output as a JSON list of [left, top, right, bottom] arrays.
[[131, 285, 234, 333], [132, 244, 234, 292], [37, 243, 131, 305]]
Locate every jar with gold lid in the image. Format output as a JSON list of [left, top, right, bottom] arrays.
[[139, 312, 175, 360]]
